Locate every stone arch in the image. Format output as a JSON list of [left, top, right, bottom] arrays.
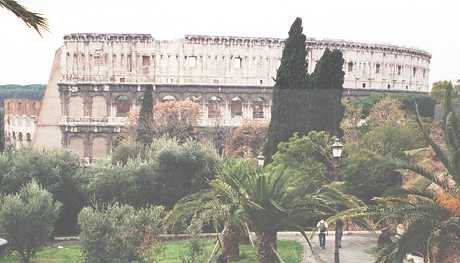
[[92, 136, 109, 159], [69, 96, 84, 118], [207, 96, 223, 118], [185, 95, 201, 103], [92, 96, 107, 118], [162, 95, 176, 102], [252, 96, 265, 119], [69, 136, 85, 159], [230, 96, 243, 117], [115, 95, 130, 117]]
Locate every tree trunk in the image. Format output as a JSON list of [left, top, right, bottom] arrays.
[[433, 241, 460, 263], [239, 227, 251, 245], [256, 231, 278, 263], [222, 222, 240, 261]]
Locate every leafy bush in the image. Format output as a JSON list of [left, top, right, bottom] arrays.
[[92, 138, 221, 208], [0, 180, 61, 263], [78, 203, 165, 263], [267, 131, 331, 193], [0, 149, 84, 234], [343, 145, 402, 203], [361, 124, 426, 158]]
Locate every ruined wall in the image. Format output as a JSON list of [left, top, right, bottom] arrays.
[[33, 48, 64, 149], [34, 33, 432, 161], [4, 98, 41, 148]]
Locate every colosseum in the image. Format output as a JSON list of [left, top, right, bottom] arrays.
[[32, 33, 432, 161]]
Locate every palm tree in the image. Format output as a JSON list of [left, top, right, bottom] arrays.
[[0, 0, 48, 35], [214, 165, 338, 263], [333, 84, 460, 262], [166, 159, 255, 261]]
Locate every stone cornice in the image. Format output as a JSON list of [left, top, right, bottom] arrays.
[[63, 33, 153, 42], [62, 33, 431, 59], [184, 35, 431, 59], [184, 35, 284, 47]]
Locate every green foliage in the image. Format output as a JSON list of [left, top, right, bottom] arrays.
[[111, 143, 145, 166], [263, 17, 309, 165], [90, 138, 221, 208], [267, 132, 332, 192], [78, 203, 165, 263], [136, 86, 154, 146], [0, 0, 48, 35], [343, 144, 402, 203], [399, 95, 436, 118], [0, 180, 61, 263], [431, 80, 457, 102], [0, 240, 304, 263], [350, 94, 436, 119], [334, 86, 460, 262], [309, 48, 345, 137], [350, 94, 387, 117], [361, 124, 426, 158], [0, 84, 45, 101], [0, 148, 84, 235]]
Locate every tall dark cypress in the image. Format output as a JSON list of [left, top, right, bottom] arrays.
[[136, 85, 154, 146], [263, 17, 309, 165], [309, 48, 345, 137]]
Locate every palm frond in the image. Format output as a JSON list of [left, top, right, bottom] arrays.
[[387, 157, 452, 192], [415, 103, 452, 172], [0, 0, 49, 35]]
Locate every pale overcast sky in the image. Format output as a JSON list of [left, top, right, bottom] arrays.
[[0, 0, 458, 85]]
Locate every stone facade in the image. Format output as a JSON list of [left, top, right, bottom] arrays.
[[33, 33, 432, 161], [4, 98, 41, 148]]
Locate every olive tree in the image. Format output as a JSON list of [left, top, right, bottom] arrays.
[[0, 180, 61, 263]]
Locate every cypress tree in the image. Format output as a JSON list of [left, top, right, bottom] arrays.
[[309, 48, 345, 137], [263, 17, 309, 165], [136, 85, 154, 146]]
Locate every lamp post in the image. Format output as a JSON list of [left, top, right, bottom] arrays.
[[0, 238, 7, 256], [257, 154, 265, 167], [331, 138, 344, 263]]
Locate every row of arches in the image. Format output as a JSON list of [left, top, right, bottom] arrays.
[[103, 94, 267, 119], [8, 132, 32, 147], [68, 136, 109, 160], [66, 93, 268, 121]]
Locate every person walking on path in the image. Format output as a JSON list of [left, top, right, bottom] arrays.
[[317, 219, 328, 249], [336, 219, 344, 248]]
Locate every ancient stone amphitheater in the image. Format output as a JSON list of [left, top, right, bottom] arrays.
[[32, 33, 431, 161]]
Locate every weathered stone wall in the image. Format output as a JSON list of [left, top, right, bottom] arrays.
[[4, 98, 41, 148], [60, 34, 431, 92], [34, 33, 432, 161]]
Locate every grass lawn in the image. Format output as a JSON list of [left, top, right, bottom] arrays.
[[0, 239, 302, 263]]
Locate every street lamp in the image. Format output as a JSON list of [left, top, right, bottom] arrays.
[[332, 138, 344, 159], [331, 138, 344, 263], [257, 154, 265, 167]]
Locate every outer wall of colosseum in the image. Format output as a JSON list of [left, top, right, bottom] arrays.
[[33, 34, 432, 161]]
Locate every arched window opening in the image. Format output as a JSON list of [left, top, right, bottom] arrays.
[[347, 62, 353, 72], [185, 96, 201, 103], [253, 97, 265, 119], [18, 132, 23, 142], [162, 95, 176, 102], [208, 96, 222, 118], [26, 133, 31, 142], [231, 97, 243, 117], [12, 132, 16, 140], [115, 95, 130, 117]]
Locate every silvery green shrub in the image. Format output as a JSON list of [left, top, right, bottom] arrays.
[[78, 203, 165, 263], [0, 180, 61, 263]]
